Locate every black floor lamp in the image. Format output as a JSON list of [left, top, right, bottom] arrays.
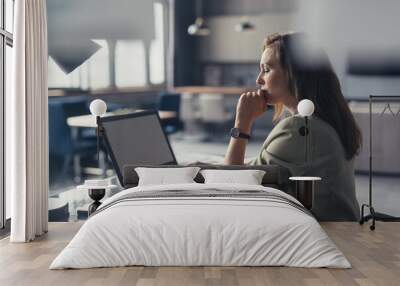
[[89, 99, 107, 163], [85, 99, 108, 215], [359, 95, 400, 230]]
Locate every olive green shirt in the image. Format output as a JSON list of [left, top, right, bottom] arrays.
[[249, 114, 360, 221]]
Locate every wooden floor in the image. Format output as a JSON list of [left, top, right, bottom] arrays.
[[0, 222, 399, 286]]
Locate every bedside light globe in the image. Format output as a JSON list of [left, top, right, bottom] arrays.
[[297, 99, 315, 117], [89, 99, 107, 117]]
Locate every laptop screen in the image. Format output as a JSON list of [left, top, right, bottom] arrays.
[[100, 111, 177, 184]]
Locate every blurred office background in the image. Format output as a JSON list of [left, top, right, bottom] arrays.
[[38, 0, 400, 221]]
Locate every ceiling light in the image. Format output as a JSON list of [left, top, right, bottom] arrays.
[[235, 18, 255, 32], [188, 17, 210, 36]]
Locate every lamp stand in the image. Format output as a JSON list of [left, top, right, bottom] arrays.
[[298, 116, 310, 162], [305, 116, 309, 163], [96, 116, 105, 162], [95, 116, 107, 177]]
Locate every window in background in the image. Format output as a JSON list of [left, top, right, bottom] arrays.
[[48, 57, 80, 89], [149, 2, 165, 84], [115, 40, 146, 88], [88, 39, 110, 90], [48, 39, 109, 90], [48, 2, 166, 90]]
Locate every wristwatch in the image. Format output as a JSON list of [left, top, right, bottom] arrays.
[[230, 127, 251, 140]]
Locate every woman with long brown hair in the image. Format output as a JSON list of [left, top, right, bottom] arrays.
[[225, 32, 362, 221]]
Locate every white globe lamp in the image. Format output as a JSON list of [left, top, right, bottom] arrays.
[[90, 99, 107, 117], [297, 99, 315, 117]]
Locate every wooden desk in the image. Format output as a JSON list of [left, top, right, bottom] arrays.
[[67, 109, 177, 128]]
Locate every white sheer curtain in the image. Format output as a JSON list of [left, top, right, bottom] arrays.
[[7, 0, 49, 242]]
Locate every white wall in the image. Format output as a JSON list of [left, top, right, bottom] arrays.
[[197, 13, 298, 63]]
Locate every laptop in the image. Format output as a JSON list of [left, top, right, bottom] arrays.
[[99, 110, 177, 185]]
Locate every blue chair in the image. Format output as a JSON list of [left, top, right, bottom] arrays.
[[49, 98, 97, 184], [157, 92, 183, 134]]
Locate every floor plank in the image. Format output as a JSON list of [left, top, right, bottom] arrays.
[[0, 222, 399, 286]]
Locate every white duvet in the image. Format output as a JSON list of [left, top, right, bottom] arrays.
[[50, 183, 350, 269]]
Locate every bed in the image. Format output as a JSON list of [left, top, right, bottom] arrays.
[[50, 165, 350, 269]]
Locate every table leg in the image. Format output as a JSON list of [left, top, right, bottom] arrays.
[[295, 181, 314, 210]]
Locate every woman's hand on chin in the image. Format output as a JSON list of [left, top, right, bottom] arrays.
[[235, 89, 269, 133]]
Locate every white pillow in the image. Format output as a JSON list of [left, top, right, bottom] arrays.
[[135, 167, 201, 186], [200, 169, 266, 185]]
